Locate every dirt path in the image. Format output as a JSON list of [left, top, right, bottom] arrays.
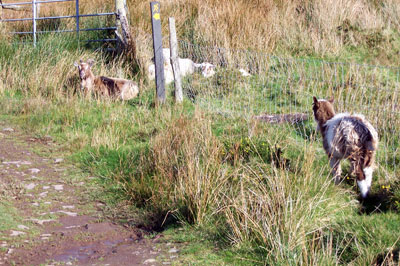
[[0, 124, 174, 266]]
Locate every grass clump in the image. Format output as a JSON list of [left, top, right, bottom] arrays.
[[1, 3, 400, 263]]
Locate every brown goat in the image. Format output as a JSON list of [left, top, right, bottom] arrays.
[[313, 96, 378, 198], [74, 59, 139, 100]]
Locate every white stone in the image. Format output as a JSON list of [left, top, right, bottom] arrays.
[[168, 248, 179, 253], [143, 259, 157, 264], [65, 225, 79, 229], [43, 186, 50, 190], [2, 127, 14, 132], [32, 202, 39, 206], [58, 211, 77, 217], [39, 191, 48, 197], [29, 218, 55, 225], [53, 184, 63, 191], [62, 205, 75, 209], [3, 161, 31, 165], [29, 168, 40, 174], [10, 230, 25, 236], [17, 225, 29, 230], [25, 183, 36, 190], [54, 158, 64, 164]]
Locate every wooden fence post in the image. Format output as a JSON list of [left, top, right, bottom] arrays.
[[32, 0, 37, 47], [116, 0, 133, 52], [169, 17, 183, 103], [150, 1, 165, 104], [75, 0, 80, 43]]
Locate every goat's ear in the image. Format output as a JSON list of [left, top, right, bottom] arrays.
[[313, 96, 319, 105], [87, 59, 95, 67], [74, 61, 79, 67], [328, 97, 334, 104]]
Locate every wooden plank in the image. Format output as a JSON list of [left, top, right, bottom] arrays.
[[150, 1, 165, 104], [169, 17, 183, 103]]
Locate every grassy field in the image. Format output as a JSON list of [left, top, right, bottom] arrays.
[[1, 0, 400, 264]]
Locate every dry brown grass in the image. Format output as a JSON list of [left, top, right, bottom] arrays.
[[148, 113, 227, 225], [2, 0, 400, 64], [127, 0, 400, 63]]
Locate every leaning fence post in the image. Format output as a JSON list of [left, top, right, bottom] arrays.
[[116, 0, 133, 53], [32, 0, 37, 47], [75, 0, 80, 43], [169, 17, 183, 104], [150, 1, 165, 104]]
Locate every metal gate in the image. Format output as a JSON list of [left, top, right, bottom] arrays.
[[0, 0, 117, 47]]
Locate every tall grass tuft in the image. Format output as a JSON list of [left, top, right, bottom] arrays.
[[223, 146, 357, 264], [131, 113, 228, 226]]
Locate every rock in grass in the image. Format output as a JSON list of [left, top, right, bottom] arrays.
[[25, 183, 36, 190], [10, 231, 25, 236], [17, 225, 29, 230], [29, 168, 40, 174], [53, 184, 63, 191], [2, 128, 14, 133], [54, 158, 64, 164], [168, 248, 179, 253]]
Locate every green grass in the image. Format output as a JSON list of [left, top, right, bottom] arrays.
[[158, 225, 257, 265], [0, 31, 400, 265], [0, 202, 22, 233]]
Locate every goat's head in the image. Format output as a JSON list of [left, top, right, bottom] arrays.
[[312, 96, 336, 124], [199, 63, 216, 78], [74, 59, 95, 81]]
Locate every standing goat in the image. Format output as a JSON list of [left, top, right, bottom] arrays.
[[74, 59, 139, 100], [312, 97, 378, 198]]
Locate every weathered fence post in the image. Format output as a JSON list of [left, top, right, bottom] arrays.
[[32, 0, 37, 47], [75, 0, 79, 42], [115, 0, 133, 52], [150, 1, 165, 104], [169, 17, 182, 103]]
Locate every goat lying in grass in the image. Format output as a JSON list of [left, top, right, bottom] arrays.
[[74, 59, 139, 100], [312, 97, 378, 198]]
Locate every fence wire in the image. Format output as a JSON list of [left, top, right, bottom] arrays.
[[176, 40, 400, 177]]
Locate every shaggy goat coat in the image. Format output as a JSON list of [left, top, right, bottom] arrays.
[[74, 59, 139, 100], [312, 97, 378, 198]]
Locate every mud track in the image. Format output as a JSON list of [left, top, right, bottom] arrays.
[[0, 124, 174, 265]]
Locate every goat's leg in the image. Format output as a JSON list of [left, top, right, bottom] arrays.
[[329, 157, 342, 185], [355, 155, 373, 199]]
